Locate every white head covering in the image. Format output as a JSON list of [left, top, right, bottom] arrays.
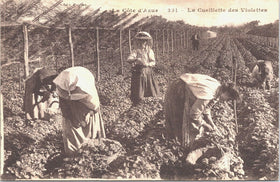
[[180, 73, 221, 100], [53, 66, 100, 110]]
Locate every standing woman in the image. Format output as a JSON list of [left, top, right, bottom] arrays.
[[53, 66, 106, 156], [191, 33, 200, 51], [128, 31, 160, 106]]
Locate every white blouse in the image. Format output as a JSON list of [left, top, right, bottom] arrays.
[[127, 48, 156, 67]]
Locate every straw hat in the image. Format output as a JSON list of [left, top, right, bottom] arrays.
[[135, 31, 152, 40]]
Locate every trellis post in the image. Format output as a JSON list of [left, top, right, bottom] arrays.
[[171, 30, 174, 52], [175, 31, 178, 49], [167, 29, 170, 53], [155, 29, 158, 59], [177, 31, 179, 49], [120, 28, 123, 75], [232, 56, 238, 134], [162, 29, 165, 54], [186, 30, 189, 49], [181, 32, 184, 49], [55, 55, 58, 72], [96, 27, 100, 81], [0, 25, 3, 174], [23, 24, 29, 78], [183, 30, 186, 48], [67, 25, 74, 67], [18, 64, 21, 91], [0, 92, 4, 177], [178, 31, 180, 49], [128, 29, 132, 53]]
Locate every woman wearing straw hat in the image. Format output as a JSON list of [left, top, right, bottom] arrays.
[[127, 31, 159, 106], [164, 73, 239, 148], [53, 66, 106, 156]]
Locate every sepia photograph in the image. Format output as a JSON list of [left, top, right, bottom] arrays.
[[0, 0, 279, 180]]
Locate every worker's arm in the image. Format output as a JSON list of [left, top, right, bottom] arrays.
[[127, 50, 137, 62], [203, 108, 222, 136], [190, 99, 212, 130], [203, 107, 214, 126], [146, 49, 156, 67]]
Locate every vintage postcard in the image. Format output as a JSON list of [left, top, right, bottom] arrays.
[[0, 0, 279, 180]]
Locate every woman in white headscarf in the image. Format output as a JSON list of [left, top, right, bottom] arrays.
[[165, 73, 239, 148], [53, 66, 106, 156]]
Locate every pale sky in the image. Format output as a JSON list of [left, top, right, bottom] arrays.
[[63, 0, 279, 27]]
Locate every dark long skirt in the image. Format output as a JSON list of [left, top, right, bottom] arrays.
[[130, 65, 159, 105], [164, 79, 198, 147], [192, 40, 199, 50]]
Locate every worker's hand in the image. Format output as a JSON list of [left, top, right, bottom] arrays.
[[202, 122, 213, 131], [135, 58, 143, 65], [212, 125, 223, 137], [41, 91, 51, 102], [203, 115, 223, 136], [89, 109, 98, 115], [204, 114, 216, 130]]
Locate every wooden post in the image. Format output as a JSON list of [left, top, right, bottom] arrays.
[[234, 96, 238, 134], [171, 29, 174, 52], [155, 29, 158, 59], [128, 29, 132, 53], [176, 31, 179, 49], [178, 31, 180, 49], [179, 31, 181, 49], [177, 31, 179, 49], [0, 23, 3, 176], [0, 93, 4, 177], [67, 25, 74, 67], [186, 30, 189, 49], [175, 31, 177, 49], [167, 29, 170, 53], [162, 29, 165, 54], [232, 56, 238, 134], [18, 64, 21, 91], [120, 28, 123, 75], [173, 31, 175, 49], [55, 56, 58, 72], [23, 24, 29, 78], [266, 37, 269, 46], [96, 28, 100, 81], [183, 30, 186, 48], [233, 57, 237, 86], [181, 31, 183, 49]]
